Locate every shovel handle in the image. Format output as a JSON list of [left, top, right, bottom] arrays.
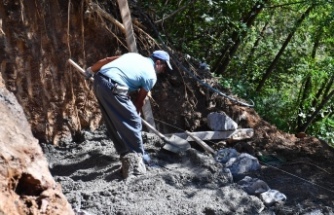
[[185, 130, 215, 155], [68, 59, 94, 82], [68, 59, 85, 73], [141, 118, 167, 141]]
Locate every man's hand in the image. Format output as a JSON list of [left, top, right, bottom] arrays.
[[85, 67, 94, 79]]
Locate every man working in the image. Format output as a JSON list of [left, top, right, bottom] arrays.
[[85, 50, 172, 179]]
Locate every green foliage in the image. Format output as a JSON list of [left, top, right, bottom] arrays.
[[309, 118, 334, 147], [140, 0, 260, 62], [140, 0, 334, 147]]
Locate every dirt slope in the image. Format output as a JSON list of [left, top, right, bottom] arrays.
[[41, 124, 334, 215]]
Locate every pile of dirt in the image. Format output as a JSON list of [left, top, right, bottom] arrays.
[[41, 122, 334, 215]]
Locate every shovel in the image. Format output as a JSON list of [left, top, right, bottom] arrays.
[[141, 118, 191, 153]]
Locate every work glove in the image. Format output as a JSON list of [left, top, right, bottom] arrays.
[[85, 67, 94, 79]]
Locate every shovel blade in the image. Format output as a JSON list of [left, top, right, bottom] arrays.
[[162, 135, 191, 153]]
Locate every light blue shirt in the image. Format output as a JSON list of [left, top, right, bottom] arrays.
[[99, 53, 157, 92]]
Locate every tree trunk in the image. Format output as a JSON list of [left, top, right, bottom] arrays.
[[256, 5, 315, 92], [213, 1, 268, 75], [296, 30, 322, 130], [245, 21, 270, 67], [300, 88, 334, 132], [297, 75, 312, 129]]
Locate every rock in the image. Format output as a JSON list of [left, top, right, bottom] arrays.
[[237, 176, 270, 195], [215, 148, 239, 164], [225, 153, 261, 176], [260, 189, 287, 206], [0, 87, 74, 215], [207, 112, 238, 131]]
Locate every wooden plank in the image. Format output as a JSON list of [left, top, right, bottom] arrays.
[[166, 129, 254, 141], [117, 0, 156, 129], [141, 99, 156, 131], [117, 0, 137, 53], [228, 128, 254, 141], [185, 131, 215, 155]]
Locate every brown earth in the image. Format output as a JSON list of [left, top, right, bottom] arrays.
[[0, 87, 74, 215]]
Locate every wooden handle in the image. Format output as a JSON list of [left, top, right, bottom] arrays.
[[68, 59, 94, 81], [141, 118, 166, 140], [185, 130, 215, 155], [68, 59, 85, 73]]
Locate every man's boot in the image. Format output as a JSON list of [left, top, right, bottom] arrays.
[[121, 153, 146, 179]]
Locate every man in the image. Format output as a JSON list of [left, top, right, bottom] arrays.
[[85, 50, 172, 179]]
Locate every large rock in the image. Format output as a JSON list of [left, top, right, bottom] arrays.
[[0, 87, 74, 215], [207, 112, 238, 131], [225, 153, 261, 176]]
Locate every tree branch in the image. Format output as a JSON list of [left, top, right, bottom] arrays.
[[155, 2, 191, 24]]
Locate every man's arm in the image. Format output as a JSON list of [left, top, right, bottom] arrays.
[[134, 88, 148, 114], [90, 56, 120, 73]]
